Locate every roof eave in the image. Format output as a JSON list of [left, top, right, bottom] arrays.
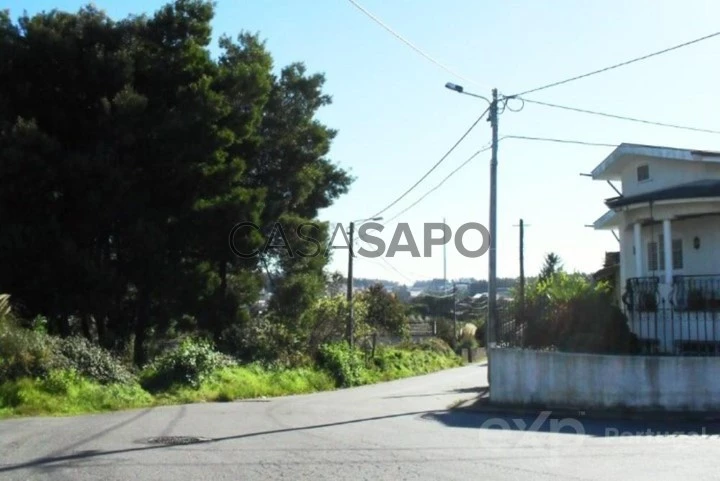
[[593, 210, 619, 229]]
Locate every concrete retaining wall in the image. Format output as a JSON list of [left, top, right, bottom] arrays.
[[489, 348, 720, 411]]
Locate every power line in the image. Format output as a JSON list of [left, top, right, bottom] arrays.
[[367, 106, 491, 220], [519, 98, 720, 135], [345, 0, 484, 88], [360, 255, 415, 283], [369, 134, 616, 227], [512, 30, 720, 97], [379, 256, 416, 283], [384, 145, 493, 224], [502, 135, 617, 148]]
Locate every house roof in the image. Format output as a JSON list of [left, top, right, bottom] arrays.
[[591, 143, 720, 181], [605, 179, 720, 209], [604, 251, 620, 267], [593, 209, 619, 229]]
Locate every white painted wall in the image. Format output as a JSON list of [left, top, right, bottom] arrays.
[[489, 348, 720, 411], [621, 212, 720, 279], [620, 156, 720, 197]]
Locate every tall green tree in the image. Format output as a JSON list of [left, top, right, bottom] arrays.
[[538, 252, 563, 282], [0, 1, 351, 365], [358, 283, 409, 337]]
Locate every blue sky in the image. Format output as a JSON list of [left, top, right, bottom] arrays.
[[7, 0, 720, 284]]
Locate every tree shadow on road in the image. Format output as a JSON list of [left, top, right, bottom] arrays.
[[0, 408, 442, 473], [383, 386, 489, 399]]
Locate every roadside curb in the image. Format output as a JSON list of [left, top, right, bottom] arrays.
[[452, 396, 720, 423]]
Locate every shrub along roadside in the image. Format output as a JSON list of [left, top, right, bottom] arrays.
[[0, 337, 464, 418]]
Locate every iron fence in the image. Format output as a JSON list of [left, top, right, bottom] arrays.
[[623, 275, 720, 356], [487, 276, 720, 357]]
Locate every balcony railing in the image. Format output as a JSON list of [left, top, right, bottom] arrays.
[[622, 275, 720, 355], [622, 277, 660, 312], [672, 275, 720, 311]]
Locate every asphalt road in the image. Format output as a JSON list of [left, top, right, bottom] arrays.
[[2, 363, 720, 480]]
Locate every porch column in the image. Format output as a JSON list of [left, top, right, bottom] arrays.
[[633, 222, 642, 277], [618, 227, 627, 307], [618, 227, 626, 285], [663, 219, 673, 286]]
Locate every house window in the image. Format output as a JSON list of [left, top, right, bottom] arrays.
[[637, 164, 649, 182], [672, 239, 683, 269], [647, 241, 659, 271], [655, 235, 683, 270]]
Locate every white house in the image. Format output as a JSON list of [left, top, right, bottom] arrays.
[[592, 143, 720, 354]]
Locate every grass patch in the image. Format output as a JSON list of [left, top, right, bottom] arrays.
[[153, 365, 336, 404], [364, 346, 464, 383], [0, 370, 152, 417], [0, 341, 464, 418]]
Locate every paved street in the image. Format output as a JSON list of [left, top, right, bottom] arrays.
[[2, 364, 720, 480]]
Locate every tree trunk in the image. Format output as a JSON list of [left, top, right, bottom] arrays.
[[56, 314, 71, 337], [212, 260, 229, 340], [95, 313, 107, 347], [80, 314, 92, 340], [133, 288, 151, 367], [219, 260, 227, 294]]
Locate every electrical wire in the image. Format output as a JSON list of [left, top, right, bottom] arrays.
[[367, 106, 491, 220], [383, 144, 493, 224], [512, 30, 720, 97], [377, 134, 619, 224], [345, 0, 485, 89], [379, 256, 416, 283], [519, 98, 720, 135], [358, 252, 425, 284], [502, 135, 618, 148]]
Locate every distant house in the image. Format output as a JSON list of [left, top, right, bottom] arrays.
[[591, 143, 720, 353]]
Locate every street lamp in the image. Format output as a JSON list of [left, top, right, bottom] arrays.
[[445, 82, 499, 384], [445, 83, 492, 104], [347, 216, 383, 348]]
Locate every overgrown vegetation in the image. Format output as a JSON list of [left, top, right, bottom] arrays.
[[0, 2, 467, 418], [0, 292, 462, 418], [510, 253, 640, 354]]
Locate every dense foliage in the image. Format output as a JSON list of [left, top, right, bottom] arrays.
[[513, 254, 639, 354], [140, 338, 236, 391], [0, 2, 468, 419], [0, 1, 351, 365]]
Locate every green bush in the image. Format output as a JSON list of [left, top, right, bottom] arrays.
[[0, 326, 58, 381], [141, 338, 236, 391], [518, 272, 640, 354], [54, 336, 133, 385], [218, 315, 300, 365], [456, 337, 478, 351], [317, 342, 367, 387], [398, 337, 455, 357]]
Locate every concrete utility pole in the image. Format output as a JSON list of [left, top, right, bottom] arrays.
[[444, 83, 501, 387], [346, 216, 382, 348], [487, 88, 499, 379], [452, 283, 457, 346], [346, 221, 355, 348], [443, 216, 447, 291], [515, 219, 527, 322], [519, 219, 525, 310]]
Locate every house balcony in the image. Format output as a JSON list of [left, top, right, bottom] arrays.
[[622, 275, 720, 355]]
